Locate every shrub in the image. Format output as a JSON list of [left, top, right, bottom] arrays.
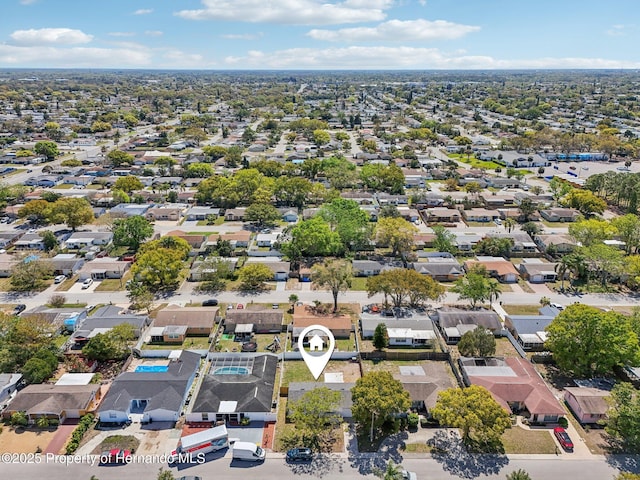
[[558, 417, 568, 428], [407, 413, 420, 429], [48, 294, 67, 308], [65, 413, 95, 455]]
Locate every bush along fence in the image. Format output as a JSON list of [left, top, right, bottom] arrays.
[[65, 413, 95, 455]]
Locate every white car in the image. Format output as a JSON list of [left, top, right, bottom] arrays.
[[81, 278, 94, 289], [550, 303, 564, 310], [54, 275, 66, 284]]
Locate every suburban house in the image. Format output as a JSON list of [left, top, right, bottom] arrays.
[[166, 230, 206, 249], [352, 260, 386, 277], [393, 364, 457, 414], [539, 208, 581, 223], [145, 205, 186, 222], [3, 384, 101, 424], [462, 208, 500, 223], [21, 307, 87, 332], [281, 210, 298, 222], [422, 208, 461, 223], [70, 306, 150, 348], [464, 257, 520, 283], [187, 354, 278, 424], [149, 305, 219, 344], [224, 208, 247, 221], [244, 258, 290, 281], [504, 311, 557, 350], [435, 308, 503, 344], [77, 257, 131, 280], [460, 356, 565, 424], [224, 309, 284, 335], [291, 305, 352, 341], [49, 253, 84, 276], [207, 231, 251, 249], [65, 231, 113, 250], [98, 350, 200, 424], [360, 312, 436, 346], [0, 231, 24, 248], [535, 234, 577, 254], [185, 206, 220, 221], [453, 232, 482, 252], [189, 257, 239, 282], [255, 233, 281, 248], [412, 256, 464, 282], [486, 233, 540, 256], [13, 233, 46, 251], [564, 387, 610, 424], [0, 373, 22, 405], [518, 259, 562, 283], [288, 383, 354, 418], [110, 203, 152, 217]]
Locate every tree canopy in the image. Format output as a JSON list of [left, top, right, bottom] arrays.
[[457, 326, 496, 357], [451, 265, 501, 308], [311, 259, 353, 313], [366, 268, 444, 308], [112, 216, 154, 252], [604, 382, 640, 453], [375, 217, 418, 259]]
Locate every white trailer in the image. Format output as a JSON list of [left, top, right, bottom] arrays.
[[170, 424, 229, 463]]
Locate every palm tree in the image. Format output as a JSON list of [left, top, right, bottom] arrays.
[[506, 470, 532, 480], [555, 259, 569, 292], [503, 218, 517, 233], [487, 279, 501, 305], [383, 461, 403, 480]]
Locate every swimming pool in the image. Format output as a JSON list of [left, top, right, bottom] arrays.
[[135, 365, 169, 373], [214, 366, 249, 375]]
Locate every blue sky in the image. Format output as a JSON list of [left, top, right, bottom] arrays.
[[2, 0, 639, 69]]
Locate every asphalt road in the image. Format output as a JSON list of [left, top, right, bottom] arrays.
[[0, 455, 625, 480]]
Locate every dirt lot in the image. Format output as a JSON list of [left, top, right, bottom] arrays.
[[0, 427, 58, 453], [324, 360, 361, 382]]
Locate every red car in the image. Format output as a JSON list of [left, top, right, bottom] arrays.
[[100, 448, 132, 464], [554, 427, 574, 452]]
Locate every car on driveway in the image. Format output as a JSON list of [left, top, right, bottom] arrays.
[[99, 448, 132, 464], [13, 304, 26, 315], [81, 278, 94, 289], [286, 447, 313, 462], [54, 275, 66, 284], [554, 427, 574, 452], [202, 298, 218, 306]]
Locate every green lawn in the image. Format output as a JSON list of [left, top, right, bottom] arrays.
[[502, 304, 541, 315], [501, 426, 556, 454], [94, 271, 132, 292], [350, 277, 368, 291], [282, 359, 317, 385], [143, 336, 211, 350], [52, 184, 74, 189], [449, 153, 503, 170]]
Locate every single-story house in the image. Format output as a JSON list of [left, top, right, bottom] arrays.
[[3, 384, 101, 424], [462, 208, 500, 223], [207, 231, 251, 249], [0, 231, 24, 248], [65, 231, 113, 249], [189, 257, 239, 282], [152, 305, 219, 342], [0, 373, 22, 406], [535, 234, 577, 254], [224, 309, 284, 334], [360, 313, 436, 346], [504, 313, 556, 350], [187, 354, 278, 424], [0, 254, 15, 277], [288, 383, 354, 418], [291, 305, 352, 341], [13, 233, 46, 251], [21, 307, 87, 332], [518, 259, 562, 283], [412, 258, 464, 282], [224, 208, 247, 221], [165, 230, 206, 250], [394, 364, 457, 413], [539, 208, 581, 223], [352, 260, 385, 277], [98, 350, 200, 424], [564, 387, 610, 424], [244, 258, 290, 281], [435, 308, 502, 344], [460, 356, 565, 424], [282, 210, 298, 222], [185, 206, 220, 221], [486, 233, 539, 256], [464, 257, 520, 283], [423, 208, 461, 223], [255, 233, 280, 248], [70, 305, 150, 347], [50, 253, 85, 276], [110, 203, 152, 217], [145, 206, 185, 222], [77, 257, 131, 280]]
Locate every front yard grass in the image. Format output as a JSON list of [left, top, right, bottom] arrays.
[[92, 435, 140, 455], [501, 426, 556, 454], [501, 304, 541, 315]]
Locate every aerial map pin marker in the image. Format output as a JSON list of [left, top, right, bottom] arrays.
[[298, 324, 335, 380]]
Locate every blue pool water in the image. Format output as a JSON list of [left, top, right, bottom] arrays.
[[135, 365, 168, 373], [214, 366, 249, 375]]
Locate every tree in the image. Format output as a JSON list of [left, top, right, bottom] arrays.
[[112, 216, 154, 252], [311, 259, 352, 313], [546, 304, 640, 376], [138, 236, 191, 260], [11, 259, 53, 291], [351, 371, 411, 441], [366, 268, 444, 308], [580, 243, 625, 286], [288, 386, 342, 443], [319, 198, 371, 252], [34, 140, 59, 160], [563, 189, 607, 217], [375, 217, 418, 259], [82, 324, 134, 362], [503, 217, 517, 233], [113, 176, 144, 194], [312, 129, 331, 147], [10, 411, 28, 427], [605, 382, 640, 453], [22, 353, 57, 384], [506, 469, 533, 480], [245, 203, 281, 228], [383, 461, 403, 480], [475, 237, 514, 257], [431, 385, 511, 447], [107, 149, 134, 167], [237, 263, 273, 290], [517, 198, 538, 223], [451, 265, 500, 308], [40, 230, 58, 252], [432, 225, 457, 254], [131, 248, 185, 292], [157, 468, 175, 480], [372, 323, 389, 350], [549, 177, 573, 206], [18, 200, 53, 225], [457, 326, 496, 357], [281, 217, 342, 260], [615, 474, 640, 480], [612, 214, 640, 254], [360, 163, 405, 194], [51, 197, 94, 230], [520, 221, 541, 237], [568, 218, 616, 246], [184, 162, 214, 178]]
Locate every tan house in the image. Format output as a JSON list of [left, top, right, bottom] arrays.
[[224, 309, 284, 334], [464, 257, 520, 283], [166, 230, 206, 249], [291, 305, 352, 341], [207, 231, 251, 249], [153, 305, 219, 336]]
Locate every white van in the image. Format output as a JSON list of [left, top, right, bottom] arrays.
[[232, 441, 265, 462]]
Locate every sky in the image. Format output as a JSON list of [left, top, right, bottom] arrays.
[[1, 0, 640, 70]]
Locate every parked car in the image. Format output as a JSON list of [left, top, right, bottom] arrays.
[[178, 477, 202, 480], [13, 304, 26, 315], [554, 427, 574, 452], [286, 447, 313, 462], [401, 470, 417, 480], [54, 275, 66, 284], [236, 303, 244, 309], [99, 448, 132, 464], [81, 278, 94, 289], [550, 303, 564, 310], [202, 299, 218, 307]]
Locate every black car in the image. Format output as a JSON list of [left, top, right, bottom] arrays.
[[286, 447, 313, 462], [202, 299, 218, 307], [13, 304, 26, 315]]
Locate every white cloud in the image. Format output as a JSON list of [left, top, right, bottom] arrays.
[[221, 32, 264, 40], [133, 9, 153, 15], [162, 49, 207, 68], [606, 24, 633, 36], [0, 44, 152, 67], [10, 28, 93, 46], [108, 32, 136, 37], [307, 19, 480, 42], [145, 30, 164, 37], [175, 0, 390, 25], [19, 0, 38, 5], [223, 45, 640, 69]]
